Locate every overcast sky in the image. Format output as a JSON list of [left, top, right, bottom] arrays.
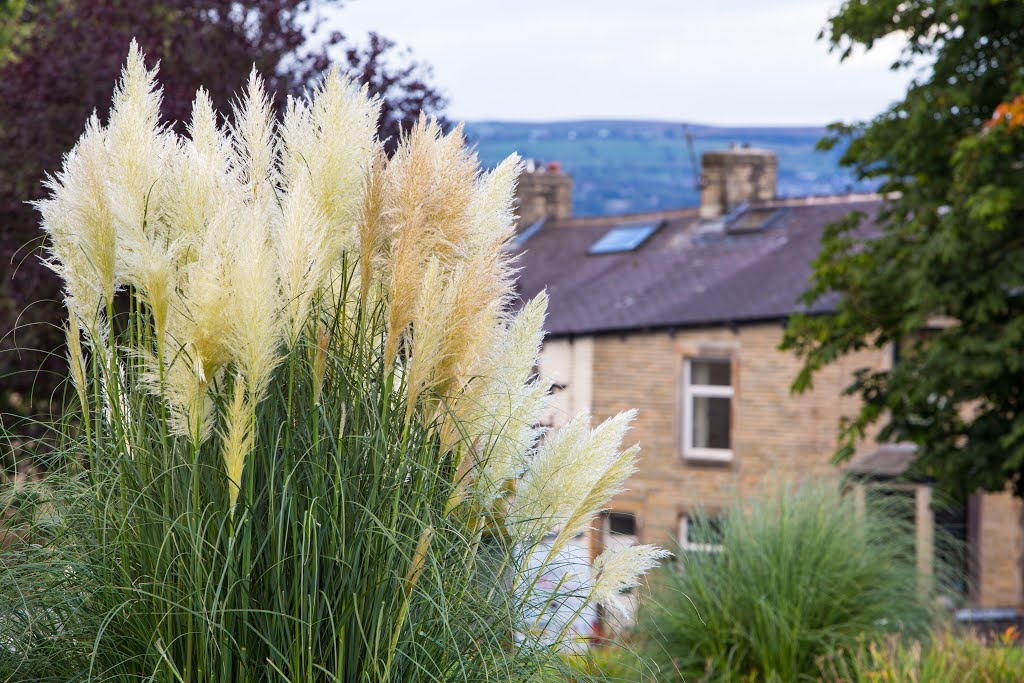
[[320, 0, 918, 126]]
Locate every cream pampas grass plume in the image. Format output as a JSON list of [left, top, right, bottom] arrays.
[[280, 69, 379, 260], [33, 45, 666, 664], [167, 88, 231, 246], [510, 410, 641, 555], [36, 114, 115, 336], [220, 379, 254, 509], [104, 41, 177, 338], [446, 292, 550, 504], [592, 545, 673, 605], [231, 68, 278, 203], [275, 177, 330, 347], [64, 311, 88, 415], [226, 204, 284, 401]]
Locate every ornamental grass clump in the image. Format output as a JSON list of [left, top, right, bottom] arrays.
[[0, 43, 665, 682], [635, 482, 942, 683]]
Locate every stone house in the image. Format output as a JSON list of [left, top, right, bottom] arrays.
[[511, 148, 1023, 614]]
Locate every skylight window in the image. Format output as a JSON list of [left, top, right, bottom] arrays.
[[510, 218, 545, 249], [725, 207, 783, 233], [589, 221, 661, 254]]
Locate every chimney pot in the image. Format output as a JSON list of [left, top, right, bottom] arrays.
[[699, 147, 777, 219], [515, 161, 573, 226]]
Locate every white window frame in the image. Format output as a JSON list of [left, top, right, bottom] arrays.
[[600, 512, 639, 553], [682, 357, 734, 462], [679, 515, 724, 553]]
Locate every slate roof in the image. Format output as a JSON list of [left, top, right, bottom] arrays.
[[847, 443, 918, 478], [513, 195, 883, 337]]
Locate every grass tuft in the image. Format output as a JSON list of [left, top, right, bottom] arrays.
[[635, 481, 944, 682]]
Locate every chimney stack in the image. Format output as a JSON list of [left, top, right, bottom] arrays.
[[515, 160, 573, 226], [699, 146, 777, 219]]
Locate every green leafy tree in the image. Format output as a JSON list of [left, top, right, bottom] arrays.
[[783, 1, 1024, 496]]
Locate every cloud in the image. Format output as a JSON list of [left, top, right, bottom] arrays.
[[323, 0, 916, 124]]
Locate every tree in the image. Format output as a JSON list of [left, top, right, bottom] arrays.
[[783, 1, 1024, 497], [340, 32, 448, 155], [1, 1, 26, 62], [0, 1, 447, 418]]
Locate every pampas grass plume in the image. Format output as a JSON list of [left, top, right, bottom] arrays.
[[65, 311, 88, 415], [220, 379, 254, 508], [30, 44, 668, 657], [592, 545, 673, 605], [510, 410, 640, 555], [36, 114, 115, 334]]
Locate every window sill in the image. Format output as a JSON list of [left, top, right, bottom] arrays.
[[683, 448, 733, 463], [680, 542, 724, 553]]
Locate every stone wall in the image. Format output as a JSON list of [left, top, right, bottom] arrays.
[[976, 492, 1023, 608], [537, 323, 1024, 609], [515, 168, 573, 226], [537, 336, 592, 429], [583, 324, 884, 543], [700, 147, 778, 219]]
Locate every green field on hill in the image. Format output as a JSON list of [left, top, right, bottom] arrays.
[[464, 120, 876, 217]]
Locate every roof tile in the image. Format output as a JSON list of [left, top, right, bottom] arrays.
[[513, 198, 882, 336]]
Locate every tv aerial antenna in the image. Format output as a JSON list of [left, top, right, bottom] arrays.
[[683, 124, 700, 192]]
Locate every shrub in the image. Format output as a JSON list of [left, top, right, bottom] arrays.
[[0, 44, 666, 681], [563, 645, 652, 682], [635, 481, 940, 682], [819, 628, 1024, 682]]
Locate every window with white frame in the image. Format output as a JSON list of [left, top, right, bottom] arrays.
[[682, 357, 733, 461], [600, 512, 638, 554], [600, 512, 642, 631], [679, 514, 724, 553]]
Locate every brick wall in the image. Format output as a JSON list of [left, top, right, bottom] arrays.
[[582, 323, 888, 544], [976, 492, 1023, 608], [699, 149, 778, 219], [538, 322, 1024, 608], [537, 337, 592, 429], [514, 169, 573, 225]]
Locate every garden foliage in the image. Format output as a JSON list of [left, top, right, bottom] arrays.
[[0, 44, 664, 681], [634, 482, 939, 682], [820, 628, 1024, 683]]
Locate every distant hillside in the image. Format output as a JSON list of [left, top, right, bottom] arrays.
[[463, 120, 877, 218]]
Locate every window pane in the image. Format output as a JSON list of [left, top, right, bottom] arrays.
[[690, 359, 730, 386], [686, 516, 724, 545], [692, 396, 731, 449], [589, 221, 661, 254], [608, 512, 637, 536], [603, 512, 638, 556]]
